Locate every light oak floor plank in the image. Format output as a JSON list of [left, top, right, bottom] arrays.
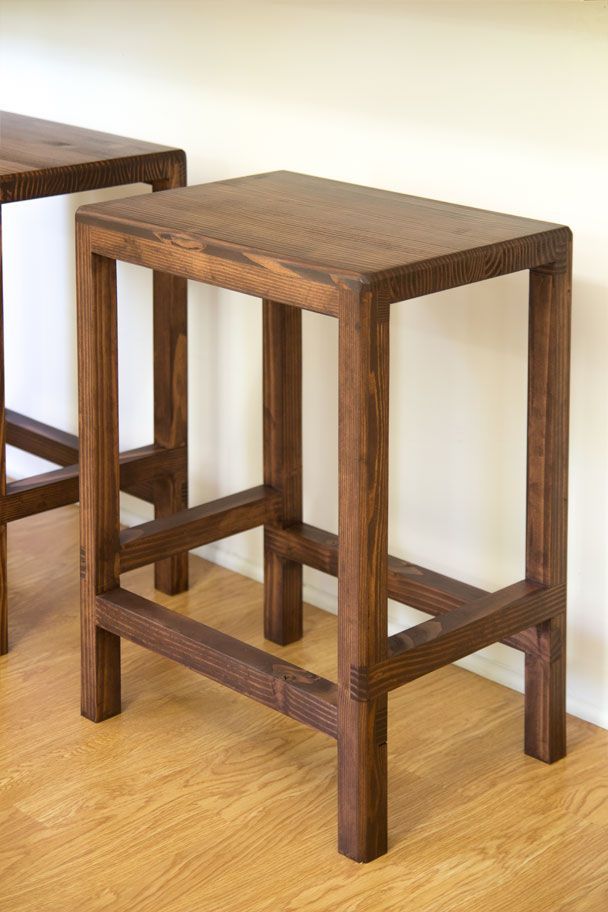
[[0, 504, 606, 911]]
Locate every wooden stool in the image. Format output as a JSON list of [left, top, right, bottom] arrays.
[[0, 112, 189, 654], [75, 172, 572, 862]]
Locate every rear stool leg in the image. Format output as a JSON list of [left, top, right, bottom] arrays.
[[151, 170, 188, 595], [152, 270, 188, 594], [524, 253, 571, 763], [263, 299, 303, 645]]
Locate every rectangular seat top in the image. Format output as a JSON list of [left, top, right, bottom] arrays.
[[0, 111, 183, 203], [77, 170, 569, 300]]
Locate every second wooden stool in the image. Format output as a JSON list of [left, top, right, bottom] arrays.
[[0, 112, 190, 653]]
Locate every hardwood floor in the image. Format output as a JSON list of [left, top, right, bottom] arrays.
[[0, 504, 606, 911]]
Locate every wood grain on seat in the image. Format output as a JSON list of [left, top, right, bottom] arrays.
[[0, 110, 184, 201], [76, 169, 569, 300]]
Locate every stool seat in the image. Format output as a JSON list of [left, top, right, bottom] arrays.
[[0, 110, 183, 202], [77, 170, 568, 298], [76, 171, 572, 863]]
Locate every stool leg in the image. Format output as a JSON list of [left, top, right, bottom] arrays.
[[77, 225, 121, 722], [0, 208, 7, 655], [263, 299, 303, 645], [151, 172, 188, 595], [152, 270, 188, 594], [524, 250, 572, 763], [337, 289, 389, 862]]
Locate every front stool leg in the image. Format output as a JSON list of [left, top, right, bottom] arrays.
[[525, 614, 566, 762], [77, 225, 121, 721], [524, 255, 572, 762], [337, 288, 389, 862]]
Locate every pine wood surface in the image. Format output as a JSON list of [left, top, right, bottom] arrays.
[[76, 170, 566, 285], [76, 170, 572, 312], [1, 504, 606, 912], [0, 111, 184, 202]]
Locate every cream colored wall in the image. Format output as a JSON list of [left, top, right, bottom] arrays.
[[1, 0, 606, 726]]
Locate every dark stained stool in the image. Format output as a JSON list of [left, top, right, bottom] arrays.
[[75, 172, 572, 862], [0, 112, 189, 654]]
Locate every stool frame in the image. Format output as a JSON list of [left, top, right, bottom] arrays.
[[76, 177, 571, 862], [0, 113, 190, 654]]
